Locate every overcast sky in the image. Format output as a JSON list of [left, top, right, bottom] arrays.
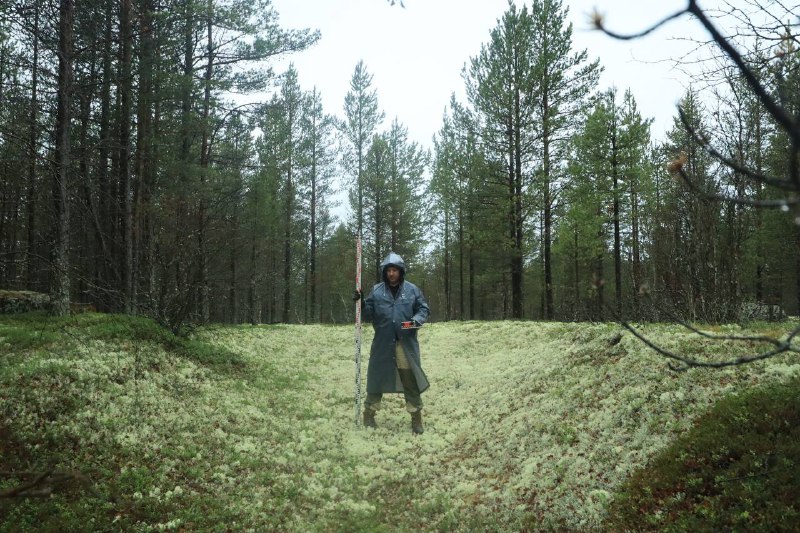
[[267, 0, 721, 150]]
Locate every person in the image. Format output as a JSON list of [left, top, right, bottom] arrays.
[[353, 251, 430, 434]]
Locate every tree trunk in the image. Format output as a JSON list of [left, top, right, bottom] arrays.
[[505, 116, 518, 319], [543, 149, 554, 319], [357, 148, 364, 238], [249, 239, 258, 325], [573, 226, 579, 320], [197, 0, 214, 322], [612, 144, 622, 319], [512, 89, 524, 320], [309, 148, 318, 322], [51, 0, 74, 316], [595, 206, 605, 322], [443, 205, 450, 320], [458, 201, 464, 320], [229, 196, 239, 323], [374, 195, 382, 284], [177, 0, 194, 314], [283, 168, 293, 322], [25, 3, 39, 291], [118, 0, 134, 313], [94, 0, 114, 311], [630, 177, 642, 320], [136, 0, 156, 314], [468, 211, 475, 320], [77, 56, 96, 304]]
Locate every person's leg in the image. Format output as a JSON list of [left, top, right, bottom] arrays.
[[396, 343, 423, 434], [363, 393, 381, 428]]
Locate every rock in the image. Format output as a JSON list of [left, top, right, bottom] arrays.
[[739, 302, 786, 322], [0, 290, 51, 314]]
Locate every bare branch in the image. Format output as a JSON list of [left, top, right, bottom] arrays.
[[608, 291, 800, 370], [675, 107, 796, 192], [0, 469, 53, 498], [619, 318, 798, 371], [0, 470, 101, 499], [595, 1, 800, 147], [591, 8, 689, 40], [685, 0, 800, 145], [673, 167, 799, 208]]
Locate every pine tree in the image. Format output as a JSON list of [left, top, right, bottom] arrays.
[[342, 61, 384, 239], [465, 2, 537, 319], [300, 87, 336, 322], [663, 90, 721, 320], [529, 0, 601, 320], [50, 0, 74, 316], [563, 97, 613, 320], [385, 118, 427, 264]]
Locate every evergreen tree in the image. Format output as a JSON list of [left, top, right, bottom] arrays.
[[563, 97, 613, 321], [342, 61, 384, 238], [465, 2, 537, 319], [363, 134, 391, 283], [385, 118, 427, 264], [300, 87, 336, 322], [529, 0, 601, 320], [662, 90, 722, 320]]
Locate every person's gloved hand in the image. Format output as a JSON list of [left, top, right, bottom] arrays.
[[352, 289, 362, 302]]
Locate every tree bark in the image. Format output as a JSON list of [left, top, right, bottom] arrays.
[[512, 83, 524, 319], [135, 0, 156, 314], [25, 3, 39, 291], [198, 0, 214, 322], [118, 0, 134, 314], [611, 127, 622, 319], [51, 0, 74, 316]]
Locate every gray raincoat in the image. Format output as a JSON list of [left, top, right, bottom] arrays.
[[363, 252, 430, 395]]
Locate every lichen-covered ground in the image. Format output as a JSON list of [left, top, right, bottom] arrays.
[[1, 317, 797, 531]]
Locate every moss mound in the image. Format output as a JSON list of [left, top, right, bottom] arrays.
[[605, 377, 800, 532]]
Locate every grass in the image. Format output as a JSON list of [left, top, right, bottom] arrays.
[[0, 314, 798, 531]]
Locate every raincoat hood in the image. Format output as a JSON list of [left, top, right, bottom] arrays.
[[380, 252, 406, 283]]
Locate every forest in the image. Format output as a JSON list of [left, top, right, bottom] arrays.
[[0, 0, 798, 331]]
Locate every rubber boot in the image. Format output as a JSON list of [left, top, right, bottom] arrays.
[[411, 410, 424, 435], [363, 408, 377, 429]]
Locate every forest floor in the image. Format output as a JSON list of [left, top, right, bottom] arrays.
[[0, 313, 798, 531]]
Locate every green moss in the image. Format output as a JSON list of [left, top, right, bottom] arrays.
[[0, 313, 246, 372], [0, 312, 61, 353], [605, 377, 800, 532]]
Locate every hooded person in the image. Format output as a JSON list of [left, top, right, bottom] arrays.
[[354, 251, 430, 434]]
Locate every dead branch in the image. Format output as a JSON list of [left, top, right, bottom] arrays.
[[675, 108, 793, 191], [594, 0, 800, 147], [619, 319, 798, 371], [594, 1, 800, 369], [590, 7, 689, 40], [0, 469, 98, 498], [609, 295, 800, 371], [669, 107, 800, 208], [0, 470, 54, 498]]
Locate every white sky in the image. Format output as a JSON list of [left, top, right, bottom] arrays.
[[267, 0, 719, 149]]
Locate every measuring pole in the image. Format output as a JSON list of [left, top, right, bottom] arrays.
[[354, 232, 363, 427]]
